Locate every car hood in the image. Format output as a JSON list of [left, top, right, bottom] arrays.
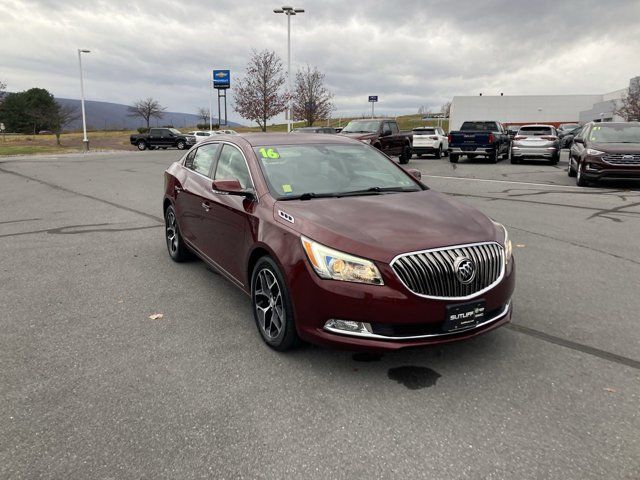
[[274, 190, 500, 263], [590, 142, 640, 154], [338, 132, 375, 141]]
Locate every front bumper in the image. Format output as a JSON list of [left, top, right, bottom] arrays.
[[288, 254, 516, 351], [581, 155, 640, 181]]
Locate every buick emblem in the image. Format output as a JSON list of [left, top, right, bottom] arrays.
[[622, 155, 633, 160], [454, 256, 476, 284]]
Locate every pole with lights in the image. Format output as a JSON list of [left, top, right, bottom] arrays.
[[77, 49, 91, 152], [273, 6, 304, 132]]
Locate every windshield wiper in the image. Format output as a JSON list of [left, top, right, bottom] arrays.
[[280, 192, 339, 201], [337, 186, 418, 197]]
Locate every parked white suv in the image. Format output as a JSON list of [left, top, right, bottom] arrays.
[[411, 127, 449, 158]]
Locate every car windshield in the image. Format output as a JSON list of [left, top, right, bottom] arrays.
[[254, 143, 422, 199], [518, 127, 553, 136], [341, 121, 380, 133], [588, 124, 640, 143], [413, 128, 436, 135], [169, 128, 182, 135], [460, 122, 496, 131]]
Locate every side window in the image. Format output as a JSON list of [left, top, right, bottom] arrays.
[[214, 145, 252, 189], [190, 143, 219, 177], [150, 128, 161, 136], [575, 125, 588, 141], [184, 148, 197, 169], [388, 122, 399, 134]]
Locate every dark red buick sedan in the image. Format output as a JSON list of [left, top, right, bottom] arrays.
[[163, 133, 515, 351]]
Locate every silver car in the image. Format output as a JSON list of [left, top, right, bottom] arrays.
[[510, 124, 560, 165]]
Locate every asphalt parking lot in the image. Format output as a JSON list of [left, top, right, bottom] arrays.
[[1, 149, 639, 479]]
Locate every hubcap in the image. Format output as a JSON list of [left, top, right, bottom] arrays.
[[166, 211, 178, 254], [253, 268, 284, 339]]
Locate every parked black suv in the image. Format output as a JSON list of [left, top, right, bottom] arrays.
[[130, 128, 196, 151], [568, 122, 640, 186]]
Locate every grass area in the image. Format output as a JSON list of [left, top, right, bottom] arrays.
[[0, 145, 79, 156]]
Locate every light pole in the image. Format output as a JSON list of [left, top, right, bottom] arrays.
[[273, 6, 304, 132], [77, 49, 90, 152]]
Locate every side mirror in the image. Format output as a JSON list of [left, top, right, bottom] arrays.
[[573, 138, 584, 144], [406, 168, 422, 180], [382, 129, 392, 137], [212, 179, 255, 199]]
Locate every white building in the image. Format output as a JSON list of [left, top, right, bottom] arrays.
[[449, 77, 636, 130]]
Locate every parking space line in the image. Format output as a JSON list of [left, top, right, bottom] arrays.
[[507, 323, 640, 370]]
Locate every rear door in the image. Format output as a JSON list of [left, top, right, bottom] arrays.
[[175, 143, 220, 246], [149, 128, 164, 148]]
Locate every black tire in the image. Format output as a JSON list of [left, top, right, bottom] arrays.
[[488, 152, 498, 163], [136, 140, 147, 151], [398, 144, 411, 164], [435, 145, 442, 159], [162, 147, 168, 150], [511, 156, 519, 164], [164, 205, 191, 262], [251, 257, 299, 351], [176, 140, 187, 150], [568, 158, 577, 177], [449, 154, 459, 163], [576, 162, 589, 186], [148, 146, 156, 151], [467, 154, 476, 160], [550, 151, 560, 165]]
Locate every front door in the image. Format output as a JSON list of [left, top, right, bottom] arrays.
[[201, 143, 255, 284]]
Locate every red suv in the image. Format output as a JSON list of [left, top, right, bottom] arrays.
[[163, 134, 515, 351]]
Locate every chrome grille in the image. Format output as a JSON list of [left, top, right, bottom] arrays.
[[602, 153, 640, 166], [391, 242, 504, 299]]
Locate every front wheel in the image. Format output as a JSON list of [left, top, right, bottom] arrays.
[[176, 140, 187, 150], [568, 158, 577, 177], [576, 162, 589, 186], [251, 257, 299, 351]]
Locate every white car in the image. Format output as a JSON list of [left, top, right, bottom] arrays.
[[411, 126, 449, 158], [188, 131, 216, 143]]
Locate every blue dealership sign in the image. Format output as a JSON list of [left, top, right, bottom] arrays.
[[213, 69, 230, 89], [368, 95, 378, 102]]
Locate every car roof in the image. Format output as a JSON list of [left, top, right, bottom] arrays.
[[519, 124, 555, 128]]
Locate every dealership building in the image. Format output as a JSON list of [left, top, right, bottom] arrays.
[[449, 77, 639, 130]]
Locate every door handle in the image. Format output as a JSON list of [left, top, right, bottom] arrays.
[[201, 202, 210, 212]]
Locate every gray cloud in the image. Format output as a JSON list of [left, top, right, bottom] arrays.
[[2, 0, 639, 124]]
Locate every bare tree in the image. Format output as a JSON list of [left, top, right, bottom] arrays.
[[291, 65, 334, 127], [50, 102, 80, 145], [614, 89, 640, 122], [441, 101, 452, 118], [197, 107, 209, 125], [233, 49, 288, 132], [127, 98, 166, 128]]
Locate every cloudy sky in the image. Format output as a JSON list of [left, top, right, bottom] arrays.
[[2, 0, 640, 124]]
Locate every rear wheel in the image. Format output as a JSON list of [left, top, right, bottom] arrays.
[[399, 144, 411, 164], [435, 145, 442, 159], [165, 205, 191, 262], [136, 140, 147, 151], [449, 154, 459, 163], [550, 151, 560, 165], [251, 257, 299, 351], [176, 140, 187, 150], [488, 152, 497, 163]]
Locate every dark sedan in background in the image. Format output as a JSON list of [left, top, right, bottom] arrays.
[[568, 122, 640, 186], [163, 134, 515, 352]]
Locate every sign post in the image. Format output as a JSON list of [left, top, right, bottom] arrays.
[[213, 69, 230, 128], [368, 95, 378, 118], [0, 122, 5, 142]]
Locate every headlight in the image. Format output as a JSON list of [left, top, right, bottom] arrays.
[[586, 148, 604, 156], [492, 221, 512, 265], [360, 138, 372, 144], [300, 236, 383, 285]]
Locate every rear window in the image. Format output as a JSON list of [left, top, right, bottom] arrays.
[[460, 122, 497, 131], [413, 128, 436, 135], [518, 127, 553, 136]]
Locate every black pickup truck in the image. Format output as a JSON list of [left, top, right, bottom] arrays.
[[130, 128, 197, 151], [448, 121, 510, 163], [339, 118, 413, 163]]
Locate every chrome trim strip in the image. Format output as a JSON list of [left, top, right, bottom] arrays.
[[390, 241, 505, 301], [323, 302, 511, 341]]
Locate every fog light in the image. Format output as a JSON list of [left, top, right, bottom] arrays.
[[324, 319, 373, 335], [585, 163, 601, 172]]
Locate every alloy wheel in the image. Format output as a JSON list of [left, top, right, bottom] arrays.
[[253, 268, 285, 339], [166, 210, 178, 255]]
